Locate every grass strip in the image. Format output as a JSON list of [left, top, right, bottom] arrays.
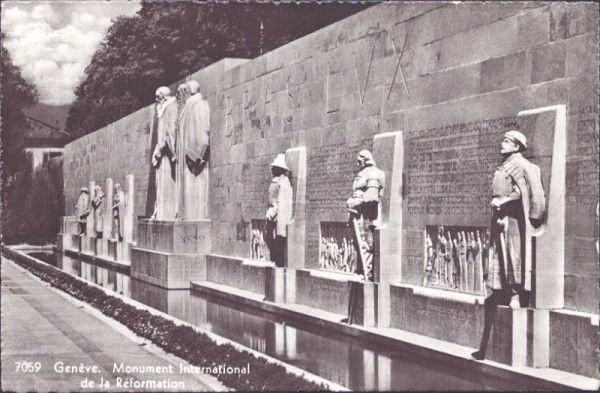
[[2, 248, 329, 391]]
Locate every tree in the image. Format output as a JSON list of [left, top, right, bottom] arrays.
[[66, 3, 370, 138], [66, 4, 253, 138], [1, 32, 38, 179], [1, 32, 39, 244]]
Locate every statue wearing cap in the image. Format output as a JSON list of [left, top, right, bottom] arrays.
[[151, 86, 178, 219], [265, 154, 293, 267], [473, 129, 546, 361], [175, 80, 210, 220], [487, 130, 546, 305], [346, 150, 385, 281], [113, 183, 126, 241], [75, 187, 90, 235], [91, 185, 105, 238]]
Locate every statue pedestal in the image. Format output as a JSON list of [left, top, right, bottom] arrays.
[[70, 234, 82, 252], [295, 269, 378, 327], [131, 219, 212, 289], [96, 238, 107, 258], [81, 236, 95, 255], [57, 234, 72, 252], [107, 239, 118, 260], [116, 241, 132, 262], [265, 267, 291, 303], [57, 216, 79, 252], [488, 306, 528, 366]]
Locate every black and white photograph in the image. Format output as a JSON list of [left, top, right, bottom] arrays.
[[1, 1, 599, 391]]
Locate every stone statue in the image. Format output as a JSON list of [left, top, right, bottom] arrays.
[[472, 129, 546, 361], [346, 150, 384, 282], [265, 154, 293, 267], [175, 80, 210, 220], [423, 233, 434, 286], [75, 187, 90, 235], [151, 86, 178, 219], [91, 185, 105, 238], [113, 183, 126, 241]]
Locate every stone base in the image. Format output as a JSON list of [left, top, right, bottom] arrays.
[[488, 306, 528, 366], [549, 309, 600, 379], [131, 248, 206, 289], [265, 267, 297, 304], [390, 284, 485, 348], [107, 239, 118, 260], [81, 236, 96, 255], [130, 276, 192, 316], [95, 238, 105, 258], [56, 233, 71, 252], [296, 269, 378, 327], [206, 255, 272, 296], [115, 242, 132, 262], [61, 216, 79, 235], [131, 219, 212, 290], [137, 219, 212, 254], [69, 234, 82, 252]]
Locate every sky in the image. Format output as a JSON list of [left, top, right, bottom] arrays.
[[1, 1, 141, 105]]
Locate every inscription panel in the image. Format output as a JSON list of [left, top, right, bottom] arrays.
[[305, 138, 373, 268], [242, 154, 273, 217], [405, 117, 520, 223], [572, 105, 599, 209], [403, 114, 552, 286], [307, 138, 373, 218]]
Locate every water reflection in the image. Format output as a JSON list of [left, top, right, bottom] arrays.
[[56, 253, 130, 296], [36, 251, 533, 391]]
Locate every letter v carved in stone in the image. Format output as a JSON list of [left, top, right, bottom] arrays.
[[352, 45, 375, 106]]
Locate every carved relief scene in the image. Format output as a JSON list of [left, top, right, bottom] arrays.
[[319, 222, 357, 274], [251, 219, 270, 262], [422, 225, 489, 295]]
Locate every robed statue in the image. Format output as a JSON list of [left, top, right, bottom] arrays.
[[175, 80, 210, 220], [151, 86, 178, 219]]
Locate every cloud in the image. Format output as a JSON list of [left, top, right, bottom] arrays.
[[1, 1, 140, 105]]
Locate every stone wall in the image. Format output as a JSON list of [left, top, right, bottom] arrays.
[[63, 3, 599, 313]]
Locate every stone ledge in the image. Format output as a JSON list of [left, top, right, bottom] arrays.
[[205, 254, 271, 296], [188, 277, 599, 391], [398, 283, 487, 305], [304, 268, 363, 282], [549, 308, 600, 379], [63, 247, 130, 274], [131, 248, 205, 289], [242, 258, 274, 268], [390, 284, 485, 348], [295, 269, 377, 326]]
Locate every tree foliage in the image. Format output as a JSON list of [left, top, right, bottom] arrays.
[[1, 32, 38, 178], [66, 3, 370, 138], [2, 156, 64, 245]]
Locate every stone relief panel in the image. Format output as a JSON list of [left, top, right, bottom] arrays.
[[319, 222, 357, 274], [251, 219, 270, 261], [422, 225, 489, 295]]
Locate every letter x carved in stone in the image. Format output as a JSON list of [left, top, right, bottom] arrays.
[[388, 32, 410, 100]]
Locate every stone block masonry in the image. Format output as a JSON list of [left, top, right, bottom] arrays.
[[63, 3, 598, 321]]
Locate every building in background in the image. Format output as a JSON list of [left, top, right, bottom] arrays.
[[23, 116, 70, 170]]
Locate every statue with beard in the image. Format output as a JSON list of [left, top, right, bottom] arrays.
[[151, 86, 178, 219], [175, 80, 210, 220]]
